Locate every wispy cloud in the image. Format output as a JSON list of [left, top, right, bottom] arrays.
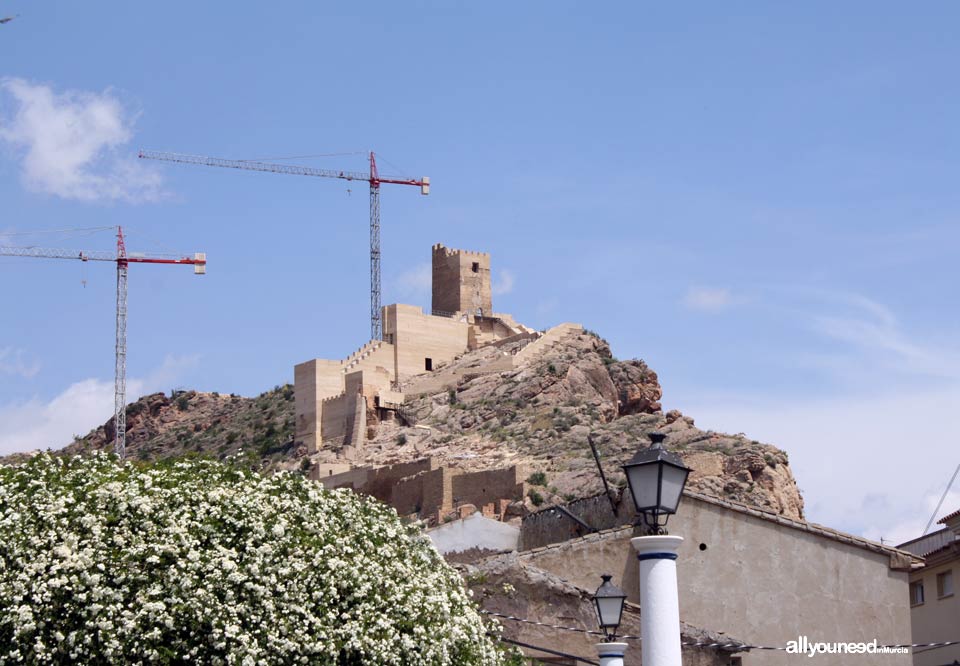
[[682, 286, 733, 313], [682, 387, 960, 544], [396, 262, 431, 300], [0, 354, 199, 454], [808, 292, 960, 379], [0, 78, 164, 202], [672, 288, 960, 541], [0, 347, 40, 379], [492, 269, 515, 296]]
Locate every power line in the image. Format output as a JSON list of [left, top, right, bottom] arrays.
[[925, 463, 960, 535], [495, 636, 598, 665], [480, 610, 960, 652]]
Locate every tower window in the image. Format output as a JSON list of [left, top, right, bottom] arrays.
[[471, 262, 479, 273], [425, 358, 433, 371]]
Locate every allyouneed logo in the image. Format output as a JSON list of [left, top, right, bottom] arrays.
[[786, 636, 909, 658]]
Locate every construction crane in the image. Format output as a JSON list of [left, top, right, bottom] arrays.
[[0, 226, 206, 458], [138, 150, 429, 341]]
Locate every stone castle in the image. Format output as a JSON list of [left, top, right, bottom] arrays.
[[294, 243, 534, 457], [294, 243, 541, 522]]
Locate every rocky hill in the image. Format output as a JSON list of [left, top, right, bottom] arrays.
[[33, 327, 803, 521], [346, 326, 804, 519], [59, 386, 304, 473]]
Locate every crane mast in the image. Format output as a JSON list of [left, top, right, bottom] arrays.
[[138, 150, 429, 341], [0, 227, 206, 458], [114, 229, 128, 459]]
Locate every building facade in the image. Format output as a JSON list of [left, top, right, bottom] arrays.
[[517, 490, 918, 666], [900, 509, 960, 666]]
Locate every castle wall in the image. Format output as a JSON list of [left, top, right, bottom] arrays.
[[382, 304, 469, 380], [319, 392, 354, 449], [341, 341, 395, 381], [392, 468, 449, 517], [294, 358, 344, 453], [451, 466, 526, 511], [431, 243, 492, 315], [318, 458, 525, 524], [322, 458, 437, 499], [294, 343, 395, 453]]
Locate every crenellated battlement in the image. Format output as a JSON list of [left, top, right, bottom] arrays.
[[431, 243, 490, 259]]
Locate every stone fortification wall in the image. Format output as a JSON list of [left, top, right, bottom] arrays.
[[451, 466, 526, 512], [293, 358, 343, 453], [320, 457, 526, 524], [382, 304, 469, 380], [294, 342, 394, 453]]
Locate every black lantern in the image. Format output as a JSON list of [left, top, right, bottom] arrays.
[[622, 432, 691, 534], [593, 574, 627, 641]]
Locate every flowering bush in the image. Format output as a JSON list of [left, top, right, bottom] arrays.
[[0, 454, 507, 664]]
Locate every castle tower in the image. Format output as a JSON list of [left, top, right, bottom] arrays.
[[431, 243, 492, 316]]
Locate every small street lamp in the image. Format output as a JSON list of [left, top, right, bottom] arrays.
[[622, 432, 691, 535], [622, 432, 690, 666], [592, 574, 628, 666], [593, 574, 627, 640]]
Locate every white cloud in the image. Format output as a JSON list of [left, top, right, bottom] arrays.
[[396, 262, 432, 300], [0, 78, 164, 202], [0, 347, 40, 379], [680, 386, 960, 545], [492, 269, 515, 296], [670, 289, 960, 543], [808, 293, 960, 379], [682, 286, 733, 312], [0, 354, 199, 455]]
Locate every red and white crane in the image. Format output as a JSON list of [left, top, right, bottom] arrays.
[[138, 150, 428, 341], [0, 226, 207, 458]]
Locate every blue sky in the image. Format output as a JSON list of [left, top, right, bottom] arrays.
[[2, 2, 959, 542]]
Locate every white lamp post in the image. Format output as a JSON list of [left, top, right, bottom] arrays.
[[623, 432, 690, 666], [592, 574, 628, 666]]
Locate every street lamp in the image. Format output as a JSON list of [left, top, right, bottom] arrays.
[[593, 574, 627, 640], [622, 432, 690, 666], [622, 432, 690, 535], [592, 575, 628, 666]]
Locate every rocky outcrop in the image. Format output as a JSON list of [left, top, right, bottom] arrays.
[[351, 328, 805, 520], [607, 359, 662, 415]]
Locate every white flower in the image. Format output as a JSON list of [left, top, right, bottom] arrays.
[[0, 454, 505, 664]]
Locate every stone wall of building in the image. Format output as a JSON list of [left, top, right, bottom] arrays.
[[294, 342, 395, 453], [293, 358, 343, 452], [451, 466, 526, 512], [318, 457, 526, 524], [382, 304, 469, 380], [318, 392, 355, 449], [519, 493, 620, 550], [431, 243, 492, 316]]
